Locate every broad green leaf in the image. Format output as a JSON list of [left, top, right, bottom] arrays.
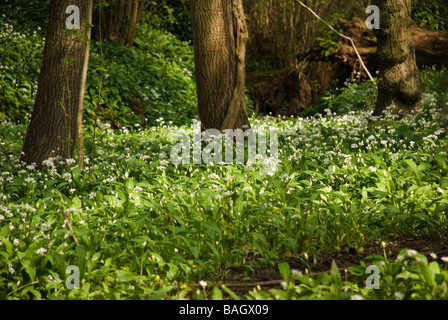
[[330, 261, 342, 298], [72, 197, 82, 210], [117, 271, 135, 282], [21, 260, 36, 282], [0, 236, 13, 256], [166, 263, 178, 280], [221, 285, 241, 300], [278, 262, 291, 284], [212, 287, 223, 300], [404, 159, 420, 179], [190, 246, 200, 259], [72, 167, 82, 184], [125, 178, 134, 192]]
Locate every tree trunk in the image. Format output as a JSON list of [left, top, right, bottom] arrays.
[[372, 0, 424, 116], [77, 0, 93, 170], [94, 0, 147, 47], [22, 0, 93, 169], [190, 0, 250, 131]]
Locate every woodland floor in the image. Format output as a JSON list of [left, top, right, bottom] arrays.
[[214, 235, 448, 297]]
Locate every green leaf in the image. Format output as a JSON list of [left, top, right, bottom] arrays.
[[330, 261, 342, 298], [148, 252, 165, 264], [92, 252, 101, 262], [221, 285, 241, 300], [17, 251, 26, 260], [166, 263, 179, 280], [404, 159, 420, 179], [417, 261, 440, 289], [72, 167, 82, 184], [206, 241, 220, 260], [72, 197, 82, 210], [26, 288, 42, 300], [117, 271, 135, 282], [125, 178, 134, 192], [0, 236, 13, 256], [76, 245, 88, 276], [190, 246, 200, 259], [428, 261, 440, 277], [278, 262, 291, 284], [150, 286, 176, 299], [21, 260, 36, 282], [212, 287, 223, 300]]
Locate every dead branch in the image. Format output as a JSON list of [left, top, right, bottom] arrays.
[[295, 0, 377, 87]]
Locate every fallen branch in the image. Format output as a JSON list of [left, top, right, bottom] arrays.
[[219, 269, 341, 288], [222, 280, 283, 288], [295, 0, 377, 87], [62, 210, 79, 245], [188, 269, 347, 290]]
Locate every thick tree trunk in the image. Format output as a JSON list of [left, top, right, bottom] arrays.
[[93, 0, 147, 47], [190, 0, 250, 131], [372, 0, 424, 116], [22, 0, 92, 169]]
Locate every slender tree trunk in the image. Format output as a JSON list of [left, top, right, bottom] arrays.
[[22, 0, 93, 169], [372, 0, 424, 116], [190, 0, 250, 131], [77, 0, 93, 170]]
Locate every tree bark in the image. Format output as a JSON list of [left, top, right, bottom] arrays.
[[22, 0, 93, 169], [77, 0, 93, 170], [372, 0, 424, 116], [190, 0, 250, 131], [93, 0, 147, 47]]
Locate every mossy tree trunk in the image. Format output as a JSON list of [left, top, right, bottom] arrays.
[[372, 0, 424, 116], [22, 0, 93, 169], [190, 0, 250, 131]]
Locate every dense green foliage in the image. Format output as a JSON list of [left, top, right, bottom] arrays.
[[146, 0, 192, 42], [0, 21, 43, 123], [0, 13, 197, 127], [1, 67, 448, 299], [412, 0, 448, 31], [0, 0, 50, 37], [85, 23, 197, 128]]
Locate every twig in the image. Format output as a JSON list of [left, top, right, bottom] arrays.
[[189, 268, 346, 290], [62, 210, 79, 245], [6, 281, 39, 297], [222, 280, 283, 288], [295, 0, 377, 86], [219, 269, 337, 288]]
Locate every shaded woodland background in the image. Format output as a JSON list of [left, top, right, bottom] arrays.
[[1, 0, 447, 125], [129, 0, 448, 118]]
